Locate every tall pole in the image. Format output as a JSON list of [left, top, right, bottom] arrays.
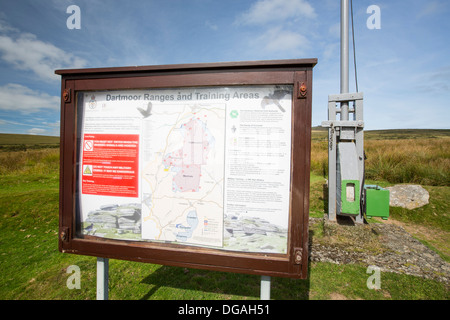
[[340, 0, 349, 120], [324, 0, 364, 223]]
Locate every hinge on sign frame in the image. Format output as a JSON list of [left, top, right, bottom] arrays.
[[294, 247, 303, 264]]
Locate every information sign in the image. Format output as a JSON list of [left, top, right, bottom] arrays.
[[56, 59, 316, 279]]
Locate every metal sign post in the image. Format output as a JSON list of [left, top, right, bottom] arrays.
[[96, 257, 109, 300], [96, 261, 271, 300], [260, 276, 271, 300]]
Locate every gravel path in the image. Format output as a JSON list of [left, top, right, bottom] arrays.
[[309, 217, 450, 285]]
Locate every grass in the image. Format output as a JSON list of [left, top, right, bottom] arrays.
[[365, 139, 449, 186], [0, 132, 449, 300], [311, 130, 450, 186], [0, 148, 60, 175], [0, 133, 59, 152], [0, 133, 59, 145], [0, 173, 61, 299]]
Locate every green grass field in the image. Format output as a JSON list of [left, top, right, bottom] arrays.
[[311, 129, 450, 186], [0, 131, 448, 300], [0, 133, 59, 152]]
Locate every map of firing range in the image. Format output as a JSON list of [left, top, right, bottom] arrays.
[[140, 103, 225, 248]]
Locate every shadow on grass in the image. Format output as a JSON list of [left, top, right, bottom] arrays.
[[139, 243, 312, 300], [139, 263, 311, 300]]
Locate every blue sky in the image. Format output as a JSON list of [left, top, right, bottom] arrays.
[[0, 0, 448, 136]]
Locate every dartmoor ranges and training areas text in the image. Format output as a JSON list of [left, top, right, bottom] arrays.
[[105, 90, 261, 103]]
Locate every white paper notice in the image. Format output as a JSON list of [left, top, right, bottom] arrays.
[[223, 86, 292, 253], [78, 91, 143, 241]]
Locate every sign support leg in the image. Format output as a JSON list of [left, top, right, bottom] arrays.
[[260, 275, 271, 300], [97, 257, 109, 300]]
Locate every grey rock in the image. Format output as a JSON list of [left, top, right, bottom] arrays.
[[386, 184, 429, 210]]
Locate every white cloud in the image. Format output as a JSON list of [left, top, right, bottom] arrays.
[[0, 83, 60, 114], [0, 117, 60, 136], [27, 128, 47, 135], [205, 20, 218, 31], [0, 15, 19, 34], [328, 22, 340, 38], [250, 26, 310, 54], [49, 0, 75, 10], [0, 24, 86, 82], [235, 0, 316, 26], [322, 42, 339, 61], [418, 1, 447, 18]]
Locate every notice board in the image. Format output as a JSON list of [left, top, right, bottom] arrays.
[[56, 59, 317, 279]]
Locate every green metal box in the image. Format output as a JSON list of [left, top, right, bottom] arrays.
[[364, 185, 389, 220]]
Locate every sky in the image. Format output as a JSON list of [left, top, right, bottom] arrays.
[[0, 0, 448, 136]]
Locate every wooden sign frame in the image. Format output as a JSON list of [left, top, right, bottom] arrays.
[[56, 59, 316, 279]]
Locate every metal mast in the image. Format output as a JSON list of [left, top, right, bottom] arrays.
[[322, 0, 365, 224], [340, 0, 349, 120]]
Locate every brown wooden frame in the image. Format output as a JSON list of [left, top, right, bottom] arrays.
[[55, 59, 317, 279]]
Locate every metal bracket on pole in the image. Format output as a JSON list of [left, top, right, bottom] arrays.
[[260, 276, 271, 300], [97, 257, 109, 300]]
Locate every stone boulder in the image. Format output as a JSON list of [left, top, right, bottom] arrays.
[[385, 184, 429, 210]]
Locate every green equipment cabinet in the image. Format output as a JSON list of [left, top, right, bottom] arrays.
[[364, 185, 389, 220]]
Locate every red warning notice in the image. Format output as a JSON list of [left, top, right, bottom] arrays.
[[81, 134, 139, 197]]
